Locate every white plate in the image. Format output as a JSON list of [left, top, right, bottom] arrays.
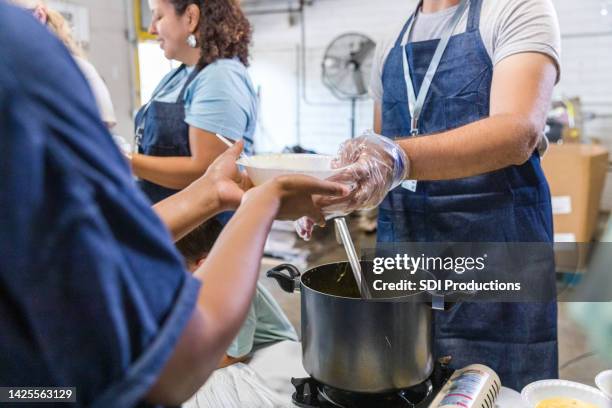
[[237, 154, 345, 186], [596, 370, 612, 400], [497, 387, 528, 408], [521, 379, 612, 407]]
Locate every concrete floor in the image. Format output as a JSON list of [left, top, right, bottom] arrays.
[[258, 216, 611, 390]]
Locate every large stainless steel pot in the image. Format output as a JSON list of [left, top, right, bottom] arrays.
[[267, 261, 434, 393]]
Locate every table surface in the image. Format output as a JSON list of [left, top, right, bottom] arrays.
[[249, 340, 528, 408]]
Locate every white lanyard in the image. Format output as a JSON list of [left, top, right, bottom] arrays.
[[399, 0, 469, 192], [401, 0, 469, 136]]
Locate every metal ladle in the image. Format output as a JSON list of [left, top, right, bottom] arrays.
[[334, 217, 371, 299], [215, 133, 249, 160]]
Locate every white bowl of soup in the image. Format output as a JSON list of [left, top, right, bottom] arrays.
[[596, 370, 612, 400], [521, 379, 611, 408], [237, 154, 346, 186]]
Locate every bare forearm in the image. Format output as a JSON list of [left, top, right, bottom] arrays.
[[145, 174, 346, 405], [398, 113, 540, 181], [194, 193, 279, 349], [153, 179, 222, 241], [146, 194, 279, 405], [376, 53, 556, 182], [131, 154, 213, 190], [150, 194, 279, 403]]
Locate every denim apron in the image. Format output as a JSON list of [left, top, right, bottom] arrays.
[[135, 65, 199, 204], [379, 0, 558, 390]]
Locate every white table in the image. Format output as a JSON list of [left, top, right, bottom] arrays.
[[183, 341, 526, 407], [250, 341, 527, 408]]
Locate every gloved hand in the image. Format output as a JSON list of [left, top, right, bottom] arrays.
[[295, 216, 316, 241], [294, 130, 410, 240]]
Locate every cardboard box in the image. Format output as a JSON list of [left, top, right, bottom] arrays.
[[542, 144, 609, 242], [541, 144, 609, 271]]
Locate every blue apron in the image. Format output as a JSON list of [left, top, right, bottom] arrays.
[[134, 65, 198, 204], [378, 0, 558, 390], [134, 65, 233, 224]]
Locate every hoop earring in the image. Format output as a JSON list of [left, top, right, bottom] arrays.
[[186, 34, 198, 48]]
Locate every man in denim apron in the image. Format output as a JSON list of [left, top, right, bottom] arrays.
[[332, 0, 561, 390]]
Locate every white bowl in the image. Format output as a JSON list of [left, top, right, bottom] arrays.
[[237, 154, 344, 186], [521, 379, 611, 408], [596, 370, 612, 400], [498, 387, 529, 408]]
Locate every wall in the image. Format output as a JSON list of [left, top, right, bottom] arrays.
[[554, 0, 612, 146], [553, 0, 612, 211], [248, 0, 415, 154], [247, 0, 612, 207]]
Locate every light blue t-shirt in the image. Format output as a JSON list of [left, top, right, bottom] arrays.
[[226, 282, 298, 358], [151, 59, 256, 153]]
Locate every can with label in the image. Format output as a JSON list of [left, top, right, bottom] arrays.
[[428, 364, 501, 408]]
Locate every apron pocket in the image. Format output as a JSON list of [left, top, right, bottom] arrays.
[[381, 102, 405, 135], [443, 92, 483, 129]]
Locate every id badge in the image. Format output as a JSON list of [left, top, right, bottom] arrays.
[[402, 180, 418, 192]]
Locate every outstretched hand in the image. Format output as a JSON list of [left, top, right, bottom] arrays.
[[295, 130, 410, 240], [242, 174, 350, 226], [200, 140, 253, 212]]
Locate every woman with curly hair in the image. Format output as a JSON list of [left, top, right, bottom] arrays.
[[130, 0, 257, 212]]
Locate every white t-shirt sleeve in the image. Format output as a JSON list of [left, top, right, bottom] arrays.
[[75, 57, 117, 127], [369, 17, 408, 103], [488, 0, 561, 81], [369, 37, 388, 102]]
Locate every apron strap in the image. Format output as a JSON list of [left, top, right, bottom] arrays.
[[393, 13, 417, 49], [397, 0, 469, 192], [135, 64, 189, 150], [177, 66, 202, 102], [153, 64, 187, 101], [401, 0, 470, 135], [466, 0, 483, 31]]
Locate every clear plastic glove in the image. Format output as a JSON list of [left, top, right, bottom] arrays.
[[295, 216, 316, 241], [327, 129, 410, 211], [294, 130, 410, 240]]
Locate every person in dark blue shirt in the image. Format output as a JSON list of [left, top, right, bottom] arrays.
[[0, 3, 347, 406]]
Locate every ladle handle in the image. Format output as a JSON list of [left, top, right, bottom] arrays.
[[425, 293, 461, 311], [334, 217, 371, 299], [266, 264, 301, 293]]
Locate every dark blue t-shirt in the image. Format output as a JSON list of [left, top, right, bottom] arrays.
[[0, 3, 200, 407]]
